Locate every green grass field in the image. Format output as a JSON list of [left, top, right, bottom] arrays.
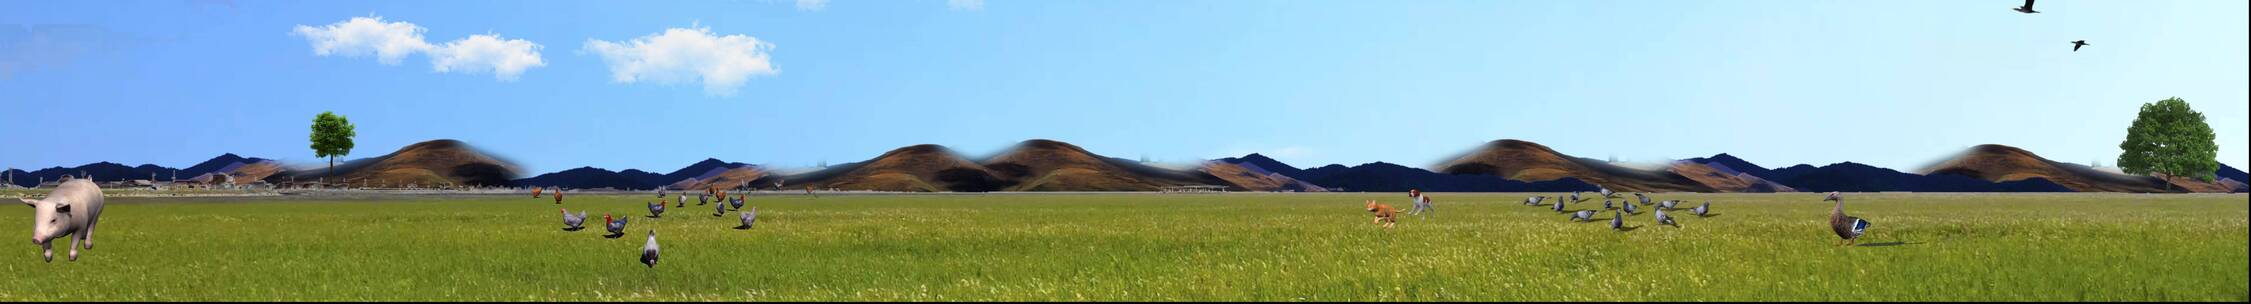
[[0, 192, 2243, 301]]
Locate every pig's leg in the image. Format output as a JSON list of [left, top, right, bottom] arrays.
[[82, 218, 95, 250], [41, 242, 53, 262], [67, 237, 79, 261]]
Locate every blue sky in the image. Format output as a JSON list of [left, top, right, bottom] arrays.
[[3, 0, 2245, 175]]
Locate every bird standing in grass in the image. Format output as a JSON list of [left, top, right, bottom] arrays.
[[697, 193, 709, 206], [657, 188, 667, 199], [532, 187, 543, 198], [560, 208, 586, 231], [1571, 210, 1596, 222], [1569, 191, 1582, 202], [1825, 192, 1871, 246], [1525, 196, 1545, 206], [729, 195, 745, 211], [553, 188, 563, 204], [1655, 209, 1677, 227], [734, 207, 758, 230], [1552, 198, 1566, 213], [712, 197, 728, 216], [640, 230, 660, 268], [604, 214, 627, 238], [1599, 187, 1616, 199], [1610, 212, 1624, 231], [647, 201, 666, 218], [1634, 193, 1650, 205], [1603, 198, 1615, 210], [1622, 200, 1639, 214], [1693, 201, 1711, 217], [1659, 200, 1680, 210]]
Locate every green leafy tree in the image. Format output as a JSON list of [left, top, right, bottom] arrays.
[[2117, 97, 2217, 190], [310, 111, 358, 182]]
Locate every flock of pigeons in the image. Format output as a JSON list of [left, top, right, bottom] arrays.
[[1523, 187, 1714, 231], [2011, 0, 2091, 52], [540, 187, 764, 269]]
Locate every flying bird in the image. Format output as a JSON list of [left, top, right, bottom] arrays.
[[2071, 40, 2089, 51], [1571, 210, 1596, 222], [1655, 209, 1678, 227], [640, 230, 661, 268], [1692, 201, 1711, 217], [2013, 0, 2039, 14], [1825, 192, 1872, 246], [647, 201, 667, 218], [734, 207, 759, 230], [560, 208, 587, 231]]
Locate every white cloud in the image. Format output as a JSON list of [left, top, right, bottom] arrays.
[[290, 16, 433, 65], [291, 16, 546, 81], [796, 0, 829, 11], [948, 0, 983, 11], [583, 26, 779, 96], [430, 34, 546, 81]]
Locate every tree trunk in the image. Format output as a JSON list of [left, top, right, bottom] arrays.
[[327, 156, 335, 185]]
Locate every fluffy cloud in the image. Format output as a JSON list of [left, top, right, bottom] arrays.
[[430, 34, 546, 81], [290, 16, 433, 65], [796, 0, 829, 11], [583, 26, 779, 96], [291, 16, 545, 81], [948, 0, 983, 11]]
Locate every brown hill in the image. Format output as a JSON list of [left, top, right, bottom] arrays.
[[981, 139, 1216, 191], [1201, 161, 1328, 192], [1669, 161, 1797, 193], [1919, 144, 2230, 193], [287, 139, 522, 187], [1436, 139, 1715, 192], [668, 167, 768, 191], [799, 144, 1009, 192]]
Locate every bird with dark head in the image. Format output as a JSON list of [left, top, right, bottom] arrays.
[[1552, 198, 1566, 213], [2014, 0, 2039, 13], [1610, 211, 1624, 231], [2071, 40, 2089, 51], [1693, 201, 1712, 217], [1603, 198, 1615, 210], [1825, 192, 1871, 246], [647, 201, 666, 218], [1622, 200, 1639, 214], [1655, 209, 1677, 227], [1634, 193, 1651, 205]]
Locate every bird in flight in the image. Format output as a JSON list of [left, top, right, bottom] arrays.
[[2072, 40, 2089, 51], [2013, 0, 2040, 14]]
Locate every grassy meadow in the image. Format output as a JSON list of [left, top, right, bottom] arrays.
[[0, 192, 2243, 301]]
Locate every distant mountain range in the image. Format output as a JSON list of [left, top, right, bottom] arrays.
[[9, 138, 2247, 193]]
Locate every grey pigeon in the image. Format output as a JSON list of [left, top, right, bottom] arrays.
[[1692, 201, 1711, 217], [1655, 209, 1677, 227], [1569, 191, 1582, 202], [560, 208, 587, 231], [1552, 199, 1566, 213], [1571, 210, 1596, 222], [734, 207, 758, 230], [698, 193, 709, 206], [1610, 212, 1624, 231], [1659, 200, 1680, 210], [712, 197, 728, 216], [647, 201, 666, 218], [1623, 201, 1639, 214], [1635, 193, 1650, 205], [1603, 198, 1615, 210], [1525, 196, 1545, 206], [640, 230, 660, 268], [1599, 187, 1616, 199]]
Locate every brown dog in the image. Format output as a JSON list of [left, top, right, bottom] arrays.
[[1365, 200, 1398, 228]]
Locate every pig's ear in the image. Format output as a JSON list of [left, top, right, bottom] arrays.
[[53, 201, 71, 213], [18, 198, 35, 206]]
